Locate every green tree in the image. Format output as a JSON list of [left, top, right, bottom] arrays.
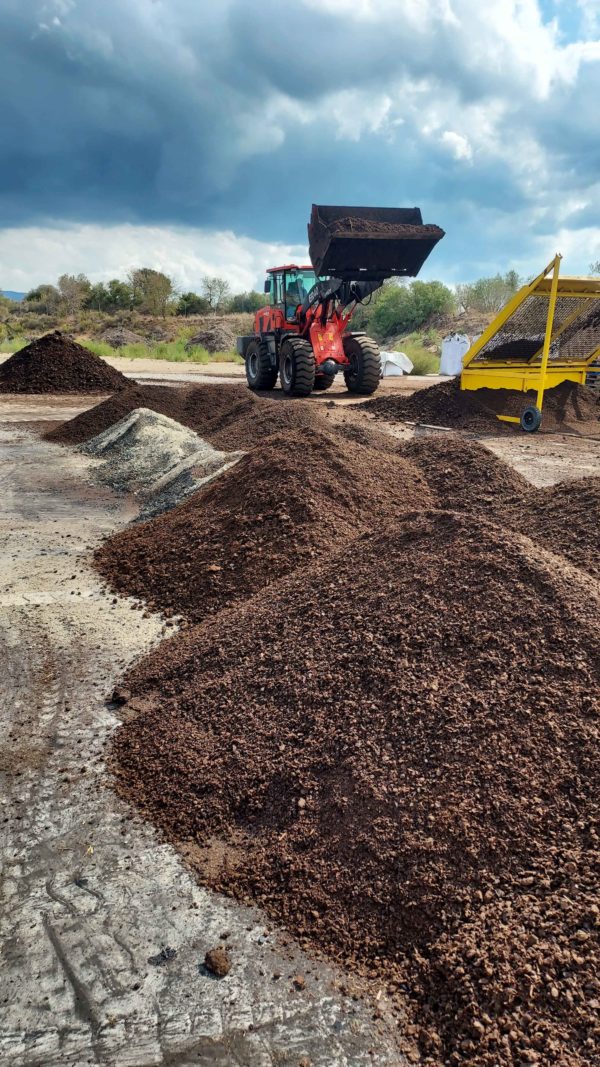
[[228, 290, 264, 313], [58, 273, 91, 315], [590, 260, 600, 275], [456, 271, 521, 313], [85, 279, 132, 312], [176, 291, 210, 316], [24, 283, 62, 314], [106, 279, 133, 310], [128, 268, 174, 316], [86, 282, 109, 311], [201, 275, 231, 313], [370, 280, 455, 338]]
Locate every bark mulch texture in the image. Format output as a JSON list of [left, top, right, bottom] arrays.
[[403, 435, 600, 579], [398, 435, 531, 512], [506, 475, 600, 581], [0, 331, 128, 394], [46, 382, 330, 451], [364, 378, 600, 436], [329, 218, 444, 240], [95, 426, 433, 622], [75, 377, 600, 1065], [46, 382, 255, 445], [111, 511, 600, 1067]]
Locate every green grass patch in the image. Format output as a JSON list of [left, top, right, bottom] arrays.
[[395, 339, 441, 375], [83, 338, 243, 365], [0, 337, 28, 354]]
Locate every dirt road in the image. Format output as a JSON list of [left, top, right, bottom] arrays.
[[0, 409, 405, 1067]]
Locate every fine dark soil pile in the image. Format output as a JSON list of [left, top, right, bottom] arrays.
[[483, 336, 544, 361], [364, 378, 600, 435], [95, 427, 431, 622], [207, 396, 329, 451], [399, 435, 531, 512], [364, 378, 509, 433], [46, 382, 258, 446], [112, 511, 600, 1066], [478, 380, 600, 435], [0, 331, 128, 394], [328, 218, 445, 241]]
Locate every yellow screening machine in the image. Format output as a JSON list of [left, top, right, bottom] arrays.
[[460, 254, 600, 431]]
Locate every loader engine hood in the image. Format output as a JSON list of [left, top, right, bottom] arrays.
[[308, 204, 444, 280]]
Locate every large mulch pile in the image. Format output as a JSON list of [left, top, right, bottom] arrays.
[[400, 437, 600, 574], [0, 331, 128, 394], [207, 396, 331, 450], [95, 426, 432, 622], [73, 374, 600, 1064], [47, 384, 181, 444], [364, 378, 600, 436], [47, 379, 354, 453], [112, 511, 600, 1066]]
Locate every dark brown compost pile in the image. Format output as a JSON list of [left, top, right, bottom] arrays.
[[95, 426, 432, 622], [46, 382, 259, 445], [112, 511, 600, 1067], [399, 435, 531, 512], [0, 331, 128, 393], [79, 374, 600, 1065], [46, 382, 330, 449], [364, 378, 600, 436]]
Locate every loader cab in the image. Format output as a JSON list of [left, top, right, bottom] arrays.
[[265, 265, 318, 321]]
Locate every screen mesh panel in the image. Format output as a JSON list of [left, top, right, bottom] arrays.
[[470, 295, 600, 365]]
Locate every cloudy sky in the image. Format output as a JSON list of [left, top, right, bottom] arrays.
[[1, 0, 599, 294]]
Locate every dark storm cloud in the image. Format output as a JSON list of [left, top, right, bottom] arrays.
[[0, 0, 599, 277]]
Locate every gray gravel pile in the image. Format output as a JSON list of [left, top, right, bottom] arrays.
[[185, 322, 236, 353], [80, 407, 243, 517]]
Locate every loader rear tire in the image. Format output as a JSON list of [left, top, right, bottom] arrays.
[[246, 340, 278, 391], [342, 335, 381, 395], [279, 337, 315, 397], [313, 373, 335, 391]]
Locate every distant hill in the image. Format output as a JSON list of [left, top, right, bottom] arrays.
[[2, 290, 25, 302]]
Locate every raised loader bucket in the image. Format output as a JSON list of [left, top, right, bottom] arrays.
[[308, 204, 445, 280]]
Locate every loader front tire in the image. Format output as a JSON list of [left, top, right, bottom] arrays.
[[342, 335, 381, 395], [279, 337, 315, 397], [246, 340, 278, 391]]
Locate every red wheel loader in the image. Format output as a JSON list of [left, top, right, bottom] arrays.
[[236, 205, 444, 397]]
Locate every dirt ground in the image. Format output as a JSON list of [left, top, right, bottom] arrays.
[[2, 384, 599, 1067]]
